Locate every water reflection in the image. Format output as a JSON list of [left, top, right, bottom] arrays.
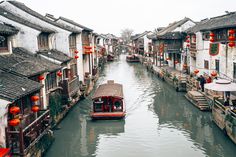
[[45, 55, 236, 157]]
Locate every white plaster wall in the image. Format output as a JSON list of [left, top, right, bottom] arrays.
[[0, 16, 39, 52], [0, 1, 71, 55], [0, 99, 10, 148], [56, 19, 85, 81], [144, 35, 151, 53]]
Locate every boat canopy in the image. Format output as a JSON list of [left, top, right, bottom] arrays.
[[92, 80, 123, 100]]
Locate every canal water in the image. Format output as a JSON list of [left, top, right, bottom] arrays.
[[45, 55, 236, 157]]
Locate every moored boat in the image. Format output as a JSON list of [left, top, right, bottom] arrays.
[[90, 80, 125, 120], [225, 108, 236, 144], [126, 54, 139, 62]]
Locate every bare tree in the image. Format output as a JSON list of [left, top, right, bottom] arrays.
[[120, 28, 134, 44]]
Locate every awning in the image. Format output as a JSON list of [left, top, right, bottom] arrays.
[[204, 79, 236, 92]]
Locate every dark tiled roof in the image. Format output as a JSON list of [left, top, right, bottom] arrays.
[[186, 19, 210, 33], [38, 49, 72, 63], [157, 17, 193, 36], [131, 31, 151, 40], [200, 12, 236, 31], [0, 7, 55, 33], [0, 47, 61, 77], [0, 22, 18, 34], [0, 70, 42, 102], [7, 1, 81, 33], [157, 32, 185, 40], [58, 16, 93, 32]]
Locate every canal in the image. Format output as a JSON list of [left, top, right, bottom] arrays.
[[45, 55, 236, 157]]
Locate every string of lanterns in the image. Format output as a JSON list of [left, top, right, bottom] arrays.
[[228, 29, 235, 48]]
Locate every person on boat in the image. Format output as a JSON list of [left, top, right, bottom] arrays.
[[199, 75, 206, 92]]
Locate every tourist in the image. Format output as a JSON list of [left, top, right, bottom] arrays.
[[199, 75, 206, 92]]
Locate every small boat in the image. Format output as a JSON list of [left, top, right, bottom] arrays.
[[107, 54, 114, 61], [91, 80, 125, 120], [126, 54, 139, 62]]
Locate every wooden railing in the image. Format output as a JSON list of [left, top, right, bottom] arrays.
[[7, 110, 50, 156], [60, 77, 80, 98]]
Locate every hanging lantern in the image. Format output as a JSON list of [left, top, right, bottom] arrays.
[[38, 75, 44, 81], [174, 61, 179, 64], [229, 29, 235, 35], [194, 69, 199, 74], [210, 38, 215, 42], [31, 95, 39, 102], [186, 39, 190, 43], [84, 46, 92, 49], [74, 55, 79, 59], [186, 35, 190, 39], [9, 118, 20, 126], [211, 71, 217, 77], [31, 105, 40, 113], [228, 36, 235, 41], [57, 71, 62, 77], [229, 42, 235, 47], [74, 50, 79, 54], [209, 32, 215, 37], [9, 106, 20, 115], [183, 64, 188, 68], [187, 44, 190, 47]]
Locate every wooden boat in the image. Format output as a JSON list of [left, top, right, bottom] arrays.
[[126, 54, 139, 62], [107, 54, 114, 61], [225, 109, 236, 144], [90, 80, 125, 120], [185, 91, 210, 111]]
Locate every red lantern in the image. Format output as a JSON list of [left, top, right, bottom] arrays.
[[210, 38, 215, 42], [38, 75, 44, 81], [9, 118, 20, 126], [9, 106, 20, 115], [210, 33, 215, 37], [57, 71, 62, 77], [74, 55, 79, 59], [229, 42, 235, 47], [84, 46, 92, 49], [174, 61, 179, 64], [186, 35, 190, 39], [228, 36, 235, 41], [31, 95, 39, 102], [229, 29, 235, 35], [74, 50, 79, 54], [211, 71, 217, 77], [183, 64, 187, 68], [194, 69, 199, 74], [186, 40, 190, 43], [31, 105, 40, 113], [187, 44, 190, 47]]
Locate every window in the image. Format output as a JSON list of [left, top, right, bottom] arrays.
[[38, 33, 49, 50], [202, 32, 210, 41], [45, 72, 57, 91], [215, 29, 227, 41], [69, 34, 76, 49], [233, 63, 236, 79], [215, 59, 220, 72], [204, 60, 209, 69], [0, 35, 8, 51]]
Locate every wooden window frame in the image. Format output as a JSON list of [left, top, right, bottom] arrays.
[[0, 35, 8, 52], [38, 33, 49, 50], [204, 60, 209, 69]]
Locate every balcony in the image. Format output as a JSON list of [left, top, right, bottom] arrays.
[[60, 77, 80, 98], [6, 110, 51, 156]]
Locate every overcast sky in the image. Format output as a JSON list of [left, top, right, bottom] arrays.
[[17, 0, 236, 36]]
